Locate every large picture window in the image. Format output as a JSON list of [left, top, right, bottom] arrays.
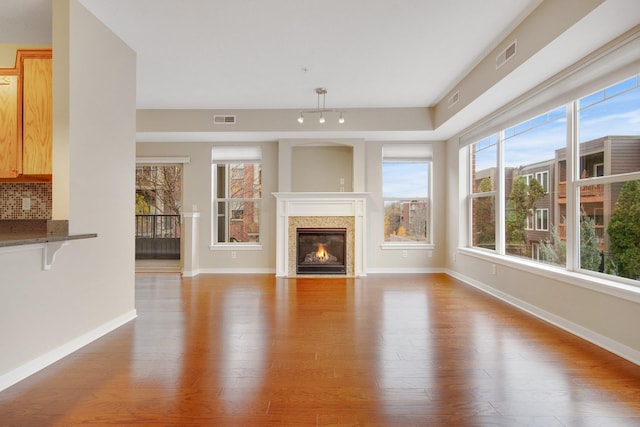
[[467, 72, 640, 285], [212, 146, 262, 246], [382, 144, 432, 245]]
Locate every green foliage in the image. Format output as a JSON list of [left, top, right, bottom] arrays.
[[540, 224, 565, 266], [384, 203, 401, 238], [580, 213, 601, 272], [606, 181, 640, 280], [540, 212, 601, 271], [135, 192, 151, 214], [474, 178, 495, 247], [506, 176, 545, 248]]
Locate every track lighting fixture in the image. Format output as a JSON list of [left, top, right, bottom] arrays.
[[297, 88, 345, 124]]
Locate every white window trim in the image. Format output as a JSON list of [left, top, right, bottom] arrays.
[[211, 146, 262, 249], [535, 208, 549, 231], [382, 144, 433, 247], [525, 209, 534, 230], [535, 171, 549, 193]]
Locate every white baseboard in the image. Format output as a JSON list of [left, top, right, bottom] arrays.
[[446, 269, 640, 366], [366, 267, 446, 274], [198, 268, 276, 275], [182, 268, 200, 277], [0, 309, 137, 392]]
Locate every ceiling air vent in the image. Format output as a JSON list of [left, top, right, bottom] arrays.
[[496, 40, 517, 70], [447, 91, 459, 109], [213, 115, 236, 125]]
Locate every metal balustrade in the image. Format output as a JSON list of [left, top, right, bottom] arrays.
[[135, 214, 181, 259]]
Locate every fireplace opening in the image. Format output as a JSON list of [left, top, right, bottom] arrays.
[[296, 228, 346, 275]]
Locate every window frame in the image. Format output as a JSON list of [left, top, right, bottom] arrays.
[[535, 208, 549, 231], [535, 171, 549, 193], [381, 144, 434, 250], [211, 147, 263, 250]]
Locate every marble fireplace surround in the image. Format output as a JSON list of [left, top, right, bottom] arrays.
[[273, 193, 368, 277]]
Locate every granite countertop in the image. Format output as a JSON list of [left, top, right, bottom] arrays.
[[0, 219, 97, 248]]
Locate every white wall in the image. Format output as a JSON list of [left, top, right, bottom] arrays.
[[0, 0, 136, 389], [291, 145, 353, 192]]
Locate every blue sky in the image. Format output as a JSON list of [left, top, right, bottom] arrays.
[[474, 74, 640, 171], [383, 162, 429, 198]]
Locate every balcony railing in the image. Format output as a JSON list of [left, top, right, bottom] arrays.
[[135, 214, 181, 259], [558, 182, 604, 201], [135, 214, 181, 238], [557, 223, 605, 241]]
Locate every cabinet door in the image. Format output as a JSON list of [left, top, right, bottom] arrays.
[[0, 74, 20, 178], [22, 57, 52, 176]]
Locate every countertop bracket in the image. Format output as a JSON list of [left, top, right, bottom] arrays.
[[43, 241, 70, 270]]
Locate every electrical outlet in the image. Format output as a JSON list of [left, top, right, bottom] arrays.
[[231, 251, 237, 259], [402, 250, 408, 258], [491, 264, 497, 275], [427, 250, 433, 258], [22, 198, 31, 211]]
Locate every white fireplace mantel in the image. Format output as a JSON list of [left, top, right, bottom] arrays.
[[273, 192, 369, 277]]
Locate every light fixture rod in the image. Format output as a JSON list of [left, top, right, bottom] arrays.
[[298, 87, 345, 124]]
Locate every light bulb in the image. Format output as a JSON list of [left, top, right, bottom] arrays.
[[297, 114, 304, 124], [319, 115, 325, 124], [338, 113, 345, 124]]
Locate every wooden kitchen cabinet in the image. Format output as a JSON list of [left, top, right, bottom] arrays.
[[21, 52, 52, 176], [0, 49, 52, 181], [0, 72, 21, 178]]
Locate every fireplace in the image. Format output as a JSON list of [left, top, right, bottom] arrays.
[[296, 228, 346, 275], [273, 192, 368, 277]]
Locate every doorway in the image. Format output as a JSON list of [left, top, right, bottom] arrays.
[[135, 163, 182, 272]]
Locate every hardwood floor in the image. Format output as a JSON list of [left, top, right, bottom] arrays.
[[1, 273, 639, 426]]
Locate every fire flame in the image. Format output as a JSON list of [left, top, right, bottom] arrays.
[[316, 243, 328, 261]]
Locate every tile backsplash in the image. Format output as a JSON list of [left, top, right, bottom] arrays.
[[0, 183, 52, 219]]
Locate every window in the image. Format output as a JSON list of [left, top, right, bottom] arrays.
[[212, 146, 262, 246], [535, 171, 549, 193], [470, 135, 497, 250], [382, 144, 432, 245], [466, 72, 640, 285], [525, 209, 534, 230], [532, 242, 540, 261], [503, 106, 565, 262], [535, 209, 549, 231], [577, 74, 640, 280]]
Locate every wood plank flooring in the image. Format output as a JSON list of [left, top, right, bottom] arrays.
[[1, 273, 639, 426]]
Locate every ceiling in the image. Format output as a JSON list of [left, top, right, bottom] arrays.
[[3, 0, 540, 110], [1, 0, 638, 142]]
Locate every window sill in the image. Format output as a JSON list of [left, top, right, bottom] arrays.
[[381, 243, 434, 250], [457, 247, 640, 303], [210, 244, 262, 251]]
